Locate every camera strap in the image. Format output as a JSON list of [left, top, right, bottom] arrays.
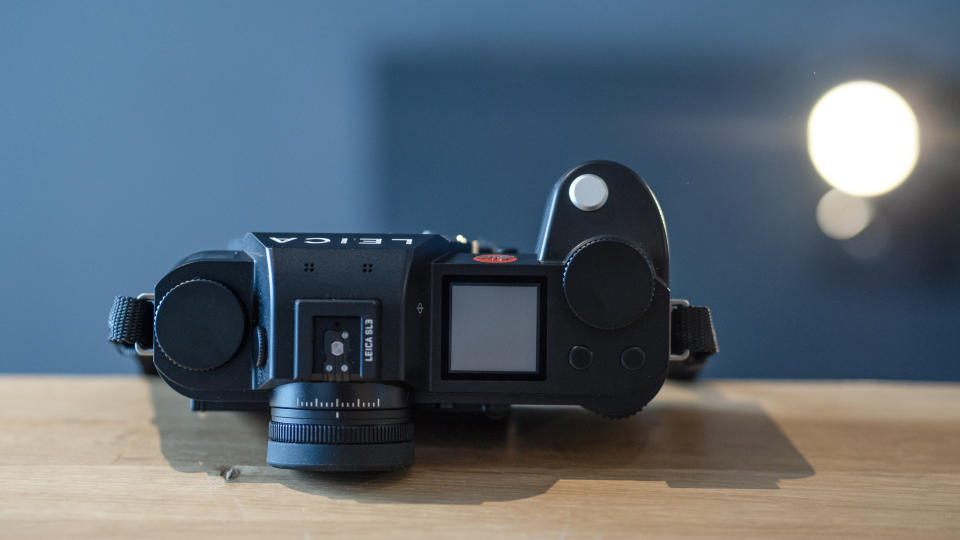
[[668, 302, 718, 379], [108, 296, 153, 349], [108, 295, 156, 373]]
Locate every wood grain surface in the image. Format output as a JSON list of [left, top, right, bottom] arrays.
[[0, 377, 957, 539]]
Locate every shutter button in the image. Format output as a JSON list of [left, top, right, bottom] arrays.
[[568, 174, 609, 211]]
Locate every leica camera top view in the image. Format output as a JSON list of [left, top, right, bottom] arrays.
[[108, 160, 717, 471]]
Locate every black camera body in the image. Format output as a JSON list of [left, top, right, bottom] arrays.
[[109, 161, 716, 471]]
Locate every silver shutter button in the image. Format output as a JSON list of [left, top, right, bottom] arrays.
[[568, 174, 609, 211]]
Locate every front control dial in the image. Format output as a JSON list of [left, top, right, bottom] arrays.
[[154, 279, 245, 371], [562, 238, 656, 330]]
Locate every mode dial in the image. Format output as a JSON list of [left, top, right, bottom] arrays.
[[562, 238, 656, 330], [154, 279, 245, 371]]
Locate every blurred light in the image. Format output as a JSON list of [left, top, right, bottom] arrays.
[[843, 218, 891, 260], [808, 81, 919, 197], [816, 189, 874, 240]]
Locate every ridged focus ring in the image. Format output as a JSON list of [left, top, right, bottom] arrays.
[[269, 422, 414, 445], [267, 383, 415, 471]]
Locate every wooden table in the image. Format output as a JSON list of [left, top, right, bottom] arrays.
[[0, 377, 957, 538]]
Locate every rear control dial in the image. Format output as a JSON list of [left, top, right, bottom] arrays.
[[562, 238, 656, 329], [154, 279, 245, 371]]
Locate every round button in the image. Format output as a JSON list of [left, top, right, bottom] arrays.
[[568, 174, 609, 211], [620, 347, 647, 371], [563, 238, 656, 329], [568, 345, 593, 370], [155, 279, 245, 371]]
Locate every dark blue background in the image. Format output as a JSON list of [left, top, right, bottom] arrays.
[[1, 1, 958, 377]]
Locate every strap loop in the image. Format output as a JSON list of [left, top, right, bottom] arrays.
[[108, 295, 153, 350], [668, 301, 718, 380]]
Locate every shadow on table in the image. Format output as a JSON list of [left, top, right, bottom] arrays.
[[148, 380, 814, 503]]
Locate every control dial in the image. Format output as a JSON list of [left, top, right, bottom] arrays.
[[154, 279, 245, 371], [562, 238, 656, 329]]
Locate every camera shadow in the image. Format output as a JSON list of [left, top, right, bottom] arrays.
[[148, 380, 814, 504]]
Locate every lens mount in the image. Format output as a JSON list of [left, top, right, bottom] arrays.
[[267, 382, 413, 471]]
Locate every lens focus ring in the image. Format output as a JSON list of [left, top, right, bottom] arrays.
[[267, 382, 414, 471], [269, 422, 413, 445]]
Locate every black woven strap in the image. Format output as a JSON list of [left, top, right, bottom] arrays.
[[668, 304, 718, 380], [108, 296, 153, 349]]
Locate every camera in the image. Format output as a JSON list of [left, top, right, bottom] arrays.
[[108, 161, 717, 471]]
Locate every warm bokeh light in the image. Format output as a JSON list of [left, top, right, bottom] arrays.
[[816, 189, 874, 240], [808, 81, 919, 197]]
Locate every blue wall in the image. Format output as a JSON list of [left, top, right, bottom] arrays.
[[1, 1, 958, 377]]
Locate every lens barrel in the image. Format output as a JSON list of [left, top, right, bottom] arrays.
[[267, 382, 413, 471]]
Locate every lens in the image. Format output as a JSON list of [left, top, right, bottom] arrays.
[[266, 382, 413, 471]]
